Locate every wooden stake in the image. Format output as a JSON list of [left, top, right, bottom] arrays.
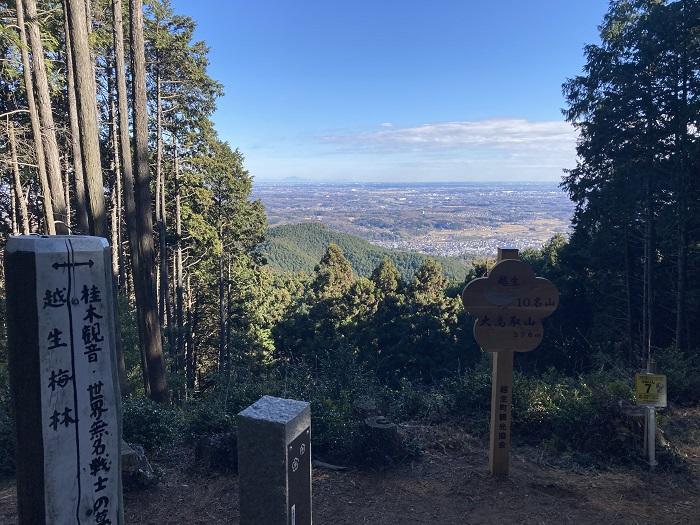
[[489, 248, 519, 477], [489, 349, 514, 476]]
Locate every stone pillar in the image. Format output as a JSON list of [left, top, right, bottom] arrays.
[[5, 235, 123, 525], [238, 395, 311, 525]]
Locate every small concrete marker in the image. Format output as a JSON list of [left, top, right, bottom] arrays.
[[5, 235, 123, 524], [238, 395, 312, 525]]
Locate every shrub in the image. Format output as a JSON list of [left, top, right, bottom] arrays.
[[182, 399, 237, 442], [442, 362, 492, 420], [117, 298, 145, 396], [511, 370, 637, 461], [122, 397, 183, 451], [310, 394, 359, 462], [386, 378, 451, 423], [654, 347, 700, 405]]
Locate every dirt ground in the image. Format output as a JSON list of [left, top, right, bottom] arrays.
[[2, 413, 699, 525]]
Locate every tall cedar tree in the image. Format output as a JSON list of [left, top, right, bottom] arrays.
[[65, 0, 107, 236], [563, 0, 700, 362], [130, 0, 168, 402], [22, 0, 68, 232]]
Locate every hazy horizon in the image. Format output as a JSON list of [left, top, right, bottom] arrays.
[[253, 177, 568, 186]]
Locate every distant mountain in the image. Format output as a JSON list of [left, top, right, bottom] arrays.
[[258, 223, 470, 281]]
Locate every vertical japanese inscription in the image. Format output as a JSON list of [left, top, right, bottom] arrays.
[[35, 238, 120, 524], [497, 385, 510, 450]]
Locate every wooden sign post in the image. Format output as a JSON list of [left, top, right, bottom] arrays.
[[461, 248, 559, 477], [5, 236, 123, 524]]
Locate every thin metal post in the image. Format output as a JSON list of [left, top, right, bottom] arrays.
[[647, 406, 657, 467]]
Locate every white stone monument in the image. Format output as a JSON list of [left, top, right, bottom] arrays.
[[5, 235, 123, 524]]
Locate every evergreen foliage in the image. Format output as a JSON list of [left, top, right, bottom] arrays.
[[258, 222, 470, 282], [562, 0, 700, 367]]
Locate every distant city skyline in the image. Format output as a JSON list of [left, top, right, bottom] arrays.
[[171, 1, 610, 182]]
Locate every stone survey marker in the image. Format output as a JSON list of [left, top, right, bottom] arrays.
[[461, 256, 559, 352], [5, 236, 122, 524], [461, 249, 559, 476], [238, 395, 311, 525]]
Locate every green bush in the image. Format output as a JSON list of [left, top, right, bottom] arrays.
[[388, 378, 452, 423], [310, 394, 359, 462], [122, 397, 183, 451], [655, 347, 700, 405], [182, 399, 237, 442], [442, 362, 492, 419], [117, 298, 146, 397], [385, 364, 644, 465], [512, 370, 637, 461]]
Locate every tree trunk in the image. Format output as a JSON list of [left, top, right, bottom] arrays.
[[106, 64, 119, 286], [23, 0, 68, 233], [130, 0, 168, 403], [154, 70, 163, 225], [675, 22, 689, 353], [8, 121, 31, 235], [226, 256, 233, 364], [676, 217, 687, 351], [63, 2, 89, 233], [174, 141, 185, 391], [16, 0, 55, 234], [10, 190, 17, 235], [65, 0, 107, 237], [643, 174, 655, 371], [110, 186, 119, 282], [218, 248, 226, 375], [186, 275, 198, 394], [63, 156, 71, 231], [170, 254, 177, 372], [108, 82, 126, 291], [624, 229, 634, 364], [155, 71, 173, 351], [116, 158, 125, 292], [113, 0, 149, 394]]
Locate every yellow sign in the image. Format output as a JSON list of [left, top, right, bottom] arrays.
[[635, 373, 667, 407]]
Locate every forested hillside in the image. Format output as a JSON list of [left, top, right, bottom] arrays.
[[259, 222, 470, 281]]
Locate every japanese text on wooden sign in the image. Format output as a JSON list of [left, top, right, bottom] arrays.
[[461, 259, 559, 352]]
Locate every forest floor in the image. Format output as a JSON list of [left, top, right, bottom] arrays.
[[2, 409, 699, 524]]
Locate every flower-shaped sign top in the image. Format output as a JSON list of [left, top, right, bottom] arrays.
[[461, 259, 559, 352]]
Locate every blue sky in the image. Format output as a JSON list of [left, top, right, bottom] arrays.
[[171, 0, 610, 182]]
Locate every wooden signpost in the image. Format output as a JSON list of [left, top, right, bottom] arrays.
[[461, 248, 559, 477], [5, 236, 123, 524]]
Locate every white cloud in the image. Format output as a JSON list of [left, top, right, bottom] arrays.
[[321, 118, 576, 153], [245, 118, 578, 183]]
